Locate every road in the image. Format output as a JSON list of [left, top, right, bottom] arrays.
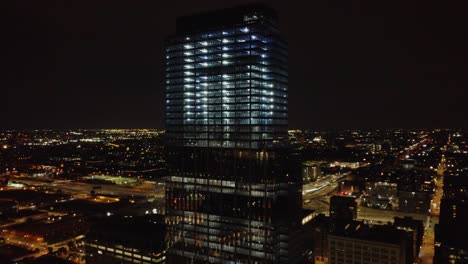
[[6, 234, 86, 262], [0, 212, 49, 229], [302, 173, 352, 215], [419, 215, 438, 264], [303, 181, 341, 215], [13, 178, 165, 199], [418, 154, 445, 263], [418, 142, 447, 263], [303, 173, 349, 195], [398, 134, 430, 160], [3, 235, 49, 261]]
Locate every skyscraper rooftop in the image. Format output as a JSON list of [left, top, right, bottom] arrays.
[[165, 3, 288, 149], [175, 4, 279, 34]]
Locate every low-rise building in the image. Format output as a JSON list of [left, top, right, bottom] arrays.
[[330, 196, 357, 221], [85, 215, 167, 264], [398, 191, 431, 214], [310, 215, 417, 264]]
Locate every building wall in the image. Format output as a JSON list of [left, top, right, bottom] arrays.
[[328, 235, 403, 264], [397, 191, 431, 214], [85, 242, 166, 264], [329, 196, 357, 220], [165, 148, 302, 263], [302, 165, 322, 183]]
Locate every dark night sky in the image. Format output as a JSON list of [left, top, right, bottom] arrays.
[[1, 1, 466, 129]]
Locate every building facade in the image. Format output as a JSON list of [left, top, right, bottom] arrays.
[[302, 161, 325, 184], [310, 215, 416, 264], [85, 215, 167, 264], [328, 235, 403, 264], [434, 175, 468, 263], [165, 4, 288, 149], [329, 196, 357, 221], [164, 4, 303, 264]]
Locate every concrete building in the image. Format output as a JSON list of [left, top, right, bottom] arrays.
[[363, 182, 397, 209], [393, 216, 423, 261], [397, 191, 431, 214], [85, 215, 167, 264], [302, 161, 324, 183], [330, 196, 357, 221], [310, 215, 416, 264], [434, 175, 468, 263], [328, 229, 408, 264]]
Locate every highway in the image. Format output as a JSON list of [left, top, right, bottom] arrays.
[[3, 235, 48, 261], [12, 178, 165, 200], [303, 172, 349, 197], [302, 172, 353, 215]]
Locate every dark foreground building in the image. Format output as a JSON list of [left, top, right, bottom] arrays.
[[434, 175, 468, 263], [329, 195, 357, 221], [310, 215, 418, 264], [164, 4, 304, 263], [85, 215, 167, 264], [327, 224, 413, 264]]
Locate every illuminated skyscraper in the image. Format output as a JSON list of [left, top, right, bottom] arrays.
[[165, 4, 288, 149], [165, 4, 303, 263]]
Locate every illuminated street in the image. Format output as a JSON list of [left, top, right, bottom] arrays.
[[11, 178, 165, 200], [418, 148, 446, 263]]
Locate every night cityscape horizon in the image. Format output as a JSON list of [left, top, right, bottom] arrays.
[[1, 2, 467, 264]]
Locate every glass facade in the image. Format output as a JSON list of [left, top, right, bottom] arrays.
[[165, 5, 303, 264], [165, 6, 288, 149], [165, 149, 303, 263]]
